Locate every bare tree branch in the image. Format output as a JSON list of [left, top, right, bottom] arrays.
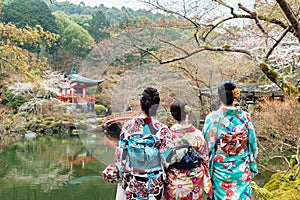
[[276, 0, 300, 43], [134, 43, 252, 64], [203, 2, 289, 40], [142, 0, 201, 28], [238, 3, 267, 35], [203, 16, 250, 41], [265, 26, 292, 59], [179, 60, 209, 87], [136, 0, 299, 95], [157, 38, 189, 55], [292, 138, 300, 180]]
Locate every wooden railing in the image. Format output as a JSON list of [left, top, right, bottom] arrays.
[[102, 111, 139, 123], [56, 94, 96, 104]]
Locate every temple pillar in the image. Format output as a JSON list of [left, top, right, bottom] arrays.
[[83, 87, 86, 98], [70, 88, 74, 103]]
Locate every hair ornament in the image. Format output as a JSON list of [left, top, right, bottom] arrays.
[[184, 105, 191, 113], [232, 88, 240, 98]]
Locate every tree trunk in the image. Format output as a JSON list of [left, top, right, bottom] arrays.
[[259, 61, 299, 96], [276, 0, 300, 43]]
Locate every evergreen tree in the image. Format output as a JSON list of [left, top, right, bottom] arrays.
[[2, 0, 60, 57], [53, 11, 95, 58], [87, 10, 110, 43], [2, 0, 59, 33]]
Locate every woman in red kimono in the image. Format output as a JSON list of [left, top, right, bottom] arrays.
[[165, 99, 213, 200]]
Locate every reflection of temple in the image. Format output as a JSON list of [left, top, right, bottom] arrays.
[[55, 61, 105, 104], [63, 153, 95, 170]]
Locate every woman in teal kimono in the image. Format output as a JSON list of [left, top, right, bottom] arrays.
[[202, 81, 258, 200]]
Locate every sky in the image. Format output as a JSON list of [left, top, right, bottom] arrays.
[[56, 0, 146, 10], [55, 0, 255, 12]]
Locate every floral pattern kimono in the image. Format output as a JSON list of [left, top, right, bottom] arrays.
[[164, 124, 213, 200], [114, 116, 173, 200], [202, 107, 258, 200]]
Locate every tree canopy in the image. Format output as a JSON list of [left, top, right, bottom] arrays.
[[2, 0, 58, 33], [0, 22, 59, 81], [69, 13, 92, 30], [53, 11, 95, 58], [87, 10, 110, 42], [134, 0, 300, 95]]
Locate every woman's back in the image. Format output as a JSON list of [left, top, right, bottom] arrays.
[[202, 81, 258, 200], [165, 99, 213, 200], [103, 87, 172, 200], [170, 124, 208, 160]]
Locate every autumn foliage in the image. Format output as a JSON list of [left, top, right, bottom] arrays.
[[252, 98, 300, 172]]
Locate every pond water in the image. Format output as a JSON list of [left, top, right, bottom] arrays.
[[0, 130, 272, 200], [0, 132, 118, 200]]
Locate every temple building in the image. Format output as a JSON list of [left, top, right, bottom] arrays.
[[55, 61, 105, 104]]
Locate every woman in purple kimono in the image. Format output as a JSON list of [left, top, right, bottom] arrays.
[[202, 81, 258, 200]]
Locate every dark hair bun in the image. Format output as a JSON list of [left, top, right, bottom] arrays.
[[170, 99, 187, 122], [140, 87, 160, 116], [222, 81, 236, 91], [218, 81, 237, 105]]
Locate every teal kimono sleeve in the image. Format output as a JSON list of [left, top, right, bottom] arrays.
[[247, 120, 259, 177], [202, 115, 216, 153], [202, 115, 217, 176]]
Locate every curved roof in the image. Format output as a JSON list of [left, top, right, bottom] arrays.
[[67, 74, 105, 87]]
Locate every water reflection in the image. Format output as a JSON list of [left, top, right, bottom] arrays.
[[0, 130, 274, 199], [0, 133, 117, 200], [80, 130, 117, 166]]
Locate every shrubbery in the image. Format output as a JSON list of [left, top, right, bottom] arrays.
[[94, 104, 106, 116], [2, 90, 27, 111], [252, 97, 300, 176]]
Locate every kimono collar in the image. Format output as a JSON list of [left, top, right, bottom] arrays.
[[220, 107, 242, 115], [170, 123, 196, 133], [143, 116, 152, 125]]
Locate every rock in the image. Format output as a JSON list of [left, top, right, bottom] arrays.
[[25, 131, 37, 140], [71, 129, 82, 135], [87, 118, 97, 124]]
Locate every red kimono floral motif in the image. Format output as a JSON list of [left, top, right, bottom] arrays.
[[164, 124, 213, 200]]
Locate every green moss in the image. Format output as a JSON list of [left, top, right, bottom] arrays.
[[268, 69, 279, 83], [259, 61, 269, 72], [263, 165, 300, 199], [281, 82, 299, 96], [94, 104, 106, 115], [290, 155, 300, 168], [259, 61, 298, 96], [252, 181, 273, 200], [264, 178, 282, 191], [222, 44, 231, 50]]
